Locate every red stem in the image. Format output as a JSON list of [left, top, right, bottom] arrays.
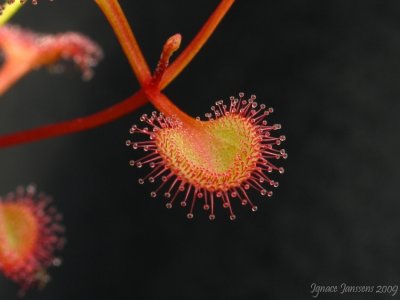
[[95, 0, 152, 85], [160, 0, 235, 88], [143, 87, 194, 125], [0, 0, 235, 148], [0, 90, 146, 146]]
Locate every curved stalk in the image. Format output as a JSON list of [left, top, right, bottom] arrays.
[[160, 0, 234, 88], [0, 90, 147, 147], [0, 0, 235, 148]]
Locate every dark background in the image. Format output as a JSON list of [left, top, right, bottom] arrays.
[[1, 0, 400, 299]]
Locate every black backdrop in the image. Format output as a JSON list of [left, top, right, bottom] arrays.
[[0, 1, 400, 299]]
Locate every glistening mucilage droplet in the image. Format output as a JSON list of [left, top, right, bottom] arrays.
[[127, 93, 287, 220]]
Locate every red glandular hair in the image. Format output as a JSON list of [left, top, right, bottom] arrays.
[[127, 93, 287, 220], [0, 185, 65, 293]]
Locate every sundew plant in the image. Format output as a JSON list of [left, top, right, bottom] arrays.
[[0, 0, 287, 295]]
